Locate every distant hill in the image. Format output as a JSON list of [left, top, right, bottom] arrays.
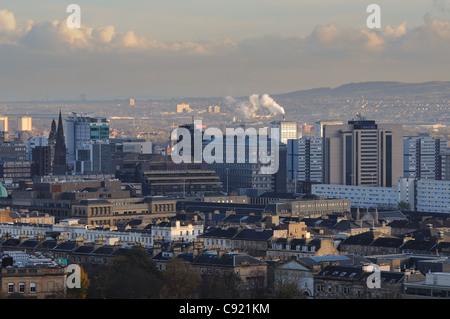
[[274, 81, 450, 99]]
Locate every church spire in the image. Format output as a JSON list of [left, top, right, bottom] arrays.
[[54, 110, 67, 166], [49, 118, 56, 144]]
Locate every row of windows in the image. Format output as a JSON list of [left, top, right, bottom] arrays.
[[8, 282, 36, 294]]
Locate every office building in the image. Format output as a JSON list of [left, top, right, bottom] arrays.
[[206, 134, 285, 193], [32, 146, 52, 176], [314, 121, 344, 138], [0, 117, 8, 132], [440, 151, 450, 181], [17, 116, 32, 131], [114, 139, 153, 154], [416, 180, 450, 214], [177, 104, 192, 113], [75, 142, 116, 175], [323, 118, 403, 187], [270, 121, 298, 144], [0, 139, 26, 161], [0, 161, 34, 182], [139, 168, 223, 197], [404, 135, 447, 180], [287, 137, 323, 183], [25, 136, 48, 161], [65, 113, 110, 164], [397, 177, 416, 211], [312, 184, 399, 209]]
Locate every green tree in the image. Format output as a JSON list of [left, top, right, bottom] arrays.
[[273, 282, 305, 299], [67, 266, 90, 299], [160, 257, 201, 299], [397, 201, 411, 212], [101, 246, 163, 299]]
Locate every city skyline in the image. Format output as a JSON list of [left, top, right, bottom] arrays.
[[2, 1, 450, 304], [1, 1, 450, 100]]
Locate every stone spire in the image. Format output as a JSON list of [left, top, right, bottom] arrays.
[[54, 110, 67, 166], [48, 118, 56, 144]]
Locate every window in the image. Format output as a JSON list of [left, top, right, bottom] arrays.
[[8, 283, 14, 293], [19, 283, 25, 293]]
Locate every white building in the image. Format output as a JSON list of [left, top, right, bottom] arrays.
[[0, 117, 8, 132], [397, 178, 416, 211], [151, 220, 204, 246], [0, 222, 153, 247], [311, 184, 399, 209], [17, 116, 32, 131], [416, 180, 450, 214], [120, 141, 153, 154], [313, 178, 450, 214], [270, 121, 298, 144]]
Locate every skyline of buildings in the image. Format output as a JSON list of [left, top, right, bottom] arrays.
[[0, 104, 449, 301], [2, 0, 450, 306]]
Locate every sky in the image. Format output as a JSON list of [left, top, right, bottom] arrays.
[[1, 1, 450, 101]]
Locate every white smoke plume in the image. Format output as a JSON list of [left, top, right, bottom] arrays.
[[225, 94, 285, 119], [260, 94, 285, 115]]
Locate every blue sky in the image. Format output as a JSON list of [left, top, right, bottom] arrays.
[[1, 1, 450, 100]]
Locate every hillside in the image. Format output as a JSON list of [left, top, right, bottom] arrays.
[[274, 81, 450, 99]]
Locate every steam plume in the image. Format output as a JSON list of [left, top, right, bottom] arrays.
[[225, 94, 285, 119]]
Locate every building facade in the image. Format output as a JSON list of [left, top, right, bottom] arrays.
[[270, 121, 298, 145], [287, 137, 323, 183], [312, 184, 399, 209], [441, 151, 450, 181], [404, 135, 447, 180], [323, 119, 403, 187], [65, 113, 110, 164]]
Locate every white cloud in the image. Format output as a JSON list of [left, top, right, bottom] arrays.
[[0, 9, 16, 32], [1, 9, 450, 99]]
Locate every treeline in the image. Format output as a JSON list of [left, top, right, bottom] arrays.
[[81, 246, 259, 299]]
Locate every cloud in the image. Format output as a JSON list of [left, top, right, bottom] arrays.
[[0, 9, 16, 32], [2, 9, 450, 99], [92, 25, 116, 44], [384, 21, 407, 38]]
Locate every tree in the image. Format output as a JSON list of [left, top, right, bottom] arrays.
[[198, 271, 241, 299], [67, 265, 90, 299], [273, 282, 305, 299], [397, 201, 411, 212], [100, 246, 163, 299], [160, 257, 201, 299]]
